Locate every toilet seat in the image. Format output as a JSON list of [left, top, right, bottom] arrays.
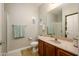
[[30, 41, 38, 47]]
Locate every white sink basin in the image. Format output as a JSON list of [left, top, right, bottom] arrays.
[[49, 40, 61, 44]]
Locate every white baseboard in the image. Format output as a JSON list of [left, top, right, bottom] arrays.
[[7, 46, 32, 54]]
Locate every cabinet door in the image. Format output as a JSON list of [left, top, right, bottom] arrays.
[[38, 40, 44, 56], [45, 43, 56, 56], [57, 48, 73, 56]]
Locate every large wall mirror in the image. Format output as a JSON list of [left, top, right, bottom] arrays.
[[65, 13, 79, 39], [47, 5, 62, 37]]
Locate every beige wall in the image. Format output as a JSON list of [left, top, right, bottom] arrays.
[[5, 3, 40, 51]]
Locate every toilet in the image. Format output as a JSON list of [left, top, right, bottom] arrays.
[[28, 37, 38, 53], [30, 41, 38, 52]]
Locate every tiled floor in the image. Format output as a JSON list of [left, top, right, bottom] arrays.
[[21, 48, 38, 56]]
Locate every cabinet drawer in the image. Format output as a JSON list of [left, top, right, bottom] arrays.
[[57, 48, 76, 56]]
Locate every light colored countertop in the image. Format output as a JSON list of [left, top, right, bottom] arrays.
[[38, 36, 79, 55]]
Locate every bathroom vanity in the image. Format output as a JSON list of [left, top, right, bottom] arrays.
[[38, 36, 78, 56], [38, 4, 79, 56]]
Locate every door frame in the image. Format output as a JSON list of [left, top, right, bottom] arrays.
[[65, 12, 79, 37], [1, 9, 8, 56]]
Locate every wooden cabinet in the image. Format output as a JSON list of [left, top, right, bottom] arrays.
[[38, 40, 44, 56], [38, 40, 77, 56], [45, 42, 56, 56], [38, 40, 56, 56], [56, 48, 73, 56]]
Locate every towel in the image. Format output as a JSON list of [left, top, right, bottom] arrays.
[[12, 25, 25, 39]]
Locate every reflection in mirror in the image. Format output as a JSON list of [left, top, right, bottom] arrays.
[[47, 6, 62, 37], [65, 13, 79, 39]]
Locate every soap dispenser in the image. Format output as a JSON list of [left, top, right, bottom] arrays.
[[73, 38, 78, 48]]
